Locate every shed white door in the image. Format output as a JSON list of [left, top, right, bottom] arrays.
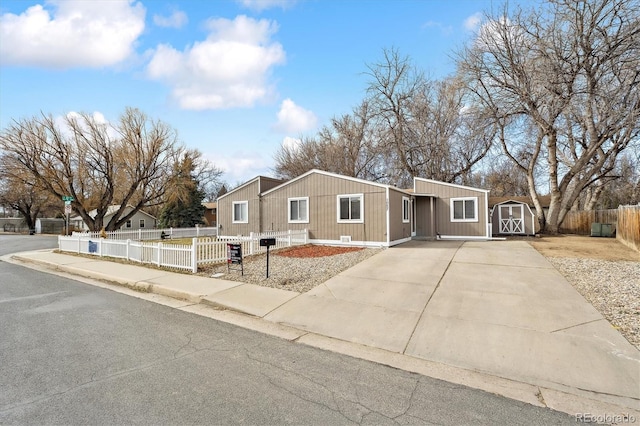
[[499, 204, 524, 234]]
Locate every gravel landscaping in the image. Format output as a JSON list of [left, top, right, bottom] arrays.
[[201, 245, 383, 293], [546, 257, 639, 350]]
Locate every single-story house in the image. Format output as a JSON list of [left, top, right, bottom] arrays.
[[490, 199, 537, 236], [217, 169, 490, 247], [70, 205, 157, 231], [202, 202, 217, 227]]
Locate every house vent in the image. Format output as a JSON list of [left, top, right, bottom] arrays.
[[340, 235, 352, 243]]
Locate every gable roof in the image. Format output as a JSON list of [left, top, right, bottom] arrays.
[[70, 205, 156, 221], [203, 202, 217, 210], [413, 177, 490, 194], [217, 176, 286, 201], [261, 169, 412, 196]]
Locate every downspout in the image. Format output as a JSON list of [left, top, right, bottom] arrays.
[[385, 187, 390, 246], [485, 191, 490, 239], [431, 197, 436, 239]]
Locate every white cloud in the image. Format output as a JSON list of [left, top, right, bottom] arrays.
[[236, 0, 297, 12], [475, 16, 517, 50], [273, 99, 317, 133], [0, 0, 145, 69], [54, 110, 117, 139], [153, 10, 187, 29], [464, 12, 483, 31], [209, 151, 270, 183], [281, 136, 301, 152], [146, 15, 285, 110], [422, 20, 453, 36]]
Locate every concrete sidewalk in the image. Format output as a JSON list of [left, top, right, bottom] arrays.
[[8, 241, 640, 418]]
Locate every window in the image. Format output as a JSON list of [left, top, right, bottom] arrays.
[[402, 197, 410, 223], [139, 219, 145, 228], [451, 197, 478, 222], [126, 220, 132, 228], [289, 197, 309, 223], [232, 201, 248, 223], [337, 194, 364, 223]]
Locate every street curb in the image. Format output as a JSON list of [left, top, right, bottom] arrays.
[[6, 252, 639, 419]]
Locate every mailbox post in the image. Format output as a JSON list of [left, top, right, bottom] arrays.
[[259, 238, 276, 278]]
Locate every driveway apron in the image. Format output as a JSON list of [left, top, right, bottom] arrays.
[[266, 240, 640, 403]]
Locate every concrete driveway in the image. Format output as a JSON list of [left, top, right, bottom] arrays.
[[265, 240, 640, 407]]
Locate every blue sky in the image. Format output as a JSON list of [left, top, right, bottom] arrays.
[[0, 0, 507, 185]]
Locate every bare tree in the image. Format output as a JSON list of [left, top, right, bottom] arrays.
[[365, 48, 494, 187], [0, 155, 60, 229], [0, 107, 185, 231], [273, 101, 386, 181], [458, 0, 640, 232]]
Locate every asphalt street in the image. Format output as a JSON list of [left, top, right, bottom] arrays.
[[0, 234, 575, 425]]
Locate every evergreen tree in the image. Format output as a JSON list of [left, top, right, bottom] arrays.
[[158, 152, 206, 228]]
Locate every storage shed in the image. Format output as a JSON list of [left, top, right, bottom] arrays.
[[491, 200, 537, 236]]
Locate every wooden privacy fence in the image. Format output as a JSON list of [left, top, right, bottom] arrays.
[[558, 205, 639, 252], [58, 229, 308, 273], [617, 205, 640, 252], [558, 209, 618, 235]]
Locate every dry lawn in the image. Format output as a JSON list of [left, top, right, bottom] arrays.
[[528, 234, 639, 261]]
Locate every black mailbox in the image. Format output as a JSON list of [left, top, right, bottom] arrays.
[[259, 238, 276, 247]]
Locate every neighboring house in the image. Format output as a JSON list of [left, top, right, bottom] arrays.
[[490, 200, 537, 236], [202, 202, 217, 226], [217, 169, 491, 247], [70, 205, 156, 231], [35, 218, 65, 234]]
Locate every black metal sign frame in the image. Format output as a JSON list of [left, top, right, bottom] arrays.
[[227, 243, 243, 275]]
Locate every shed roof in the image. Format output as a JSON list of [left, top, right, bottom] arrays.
[[489, 195, 551, 209]]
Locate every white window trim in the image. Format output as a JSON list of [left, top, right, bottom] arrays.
[[337, 193, 364, 223], [288, 197, 309, 224], [232, 201, 248, 224], [402, 196, 410, 223], [450, 197, 478, 222]]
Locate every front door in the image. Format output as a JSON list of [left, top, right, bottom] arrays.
[[499, 204, 524, 234]]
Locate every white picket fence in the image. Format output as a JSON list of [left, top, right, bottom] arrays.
[[58, 229, 308, 273], [72, 226, 217, 241]]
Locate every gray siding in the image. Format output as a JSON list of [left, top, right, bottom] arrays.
[[262, 173, 388, 244], [388, 189, 411, 242], [415, 179, 488, 237], [218, 179, 261, 236]]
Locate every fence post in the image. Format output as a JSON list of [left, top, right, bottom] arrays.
[[249, 232, 255, 255], [170, 227, 173, 238], [126, 239, 130, 261], [304, 229, 308, 244], [77, 237, 81, 254], [157, 242, 162, 267], [192, 237, 198, 273], [98, 239, 103, 257], [196, 225, 200, 237], [288, 230, 292, 246]]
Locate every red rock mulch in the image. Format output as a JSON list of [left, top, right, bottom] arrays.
[[276, 244, 364, 258]]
